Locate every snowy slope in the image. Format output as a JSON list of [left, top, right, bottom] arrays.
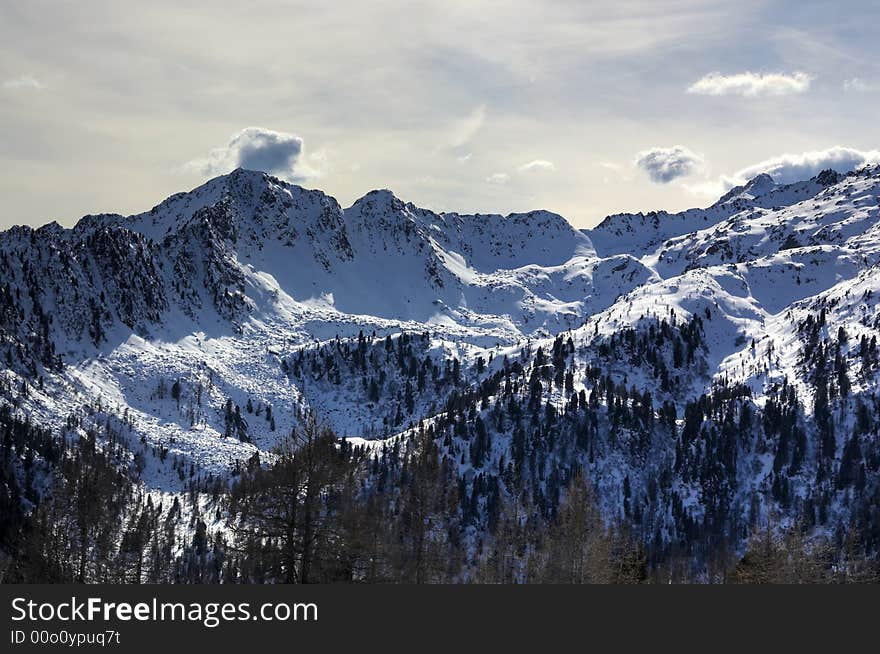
[[3, 164, 880, 550]]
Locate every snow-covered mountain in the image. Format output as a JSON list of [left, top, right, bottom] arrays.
[[4, 164, 880, 561]]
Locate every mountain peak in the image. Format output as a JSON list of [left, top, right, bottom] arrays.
[[715, 172, 776, 206], [349, 188, 404, 212], [744, 172, 775, 189], [814, 168, 842, 186], [226, 166, 273, 181]]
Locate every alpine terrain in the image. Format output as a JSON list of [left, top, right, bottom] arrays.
[[2, 166, 880, 583]]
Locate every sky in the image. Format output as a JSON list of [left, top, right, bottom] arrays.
[[2, 0, 880, 229]]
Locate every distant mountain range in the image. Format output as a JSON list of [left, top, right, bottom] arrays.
[[3, 164, 880, 577]]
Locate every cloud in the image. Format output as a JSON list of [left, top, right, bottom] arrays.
[[2, 75, 44, 90], [726, 146, 880, 186], [518, 159, 556, 172], [485, 172, 510, 185], [635, 145, 704, 183], [186, 127, 316, 180], [687, 71, 812, 97], [448, 105, 487, 149], [684, 146, 880, 198], [483, 159, 554, 186], [844, 77, 875, 92]]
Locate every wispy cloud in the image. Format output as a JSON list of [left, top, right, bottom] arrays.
[[483, 159, 554, 187], [635, 145, 704, 183], [518, 159, 556, 173], [843, 77, 875, 92], [448, 105, 487, 149], [485, 172, 510, 185], [2, 75, 45, 90], [687, 71, 811, 97]]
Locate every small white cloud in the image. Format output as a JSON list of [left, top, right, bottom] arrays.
[[483, 159, 553, 185], [457, 153, 473, 163], [844, 77, 874, 92], [518, 159, 555, 172], [186, 127, 319, 181], [485, 172, 510, 185], [635, 145, 704, 183], [599, 161, 622, 171], [687, 71, 812, 97], [2, 75, 44, 90]]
